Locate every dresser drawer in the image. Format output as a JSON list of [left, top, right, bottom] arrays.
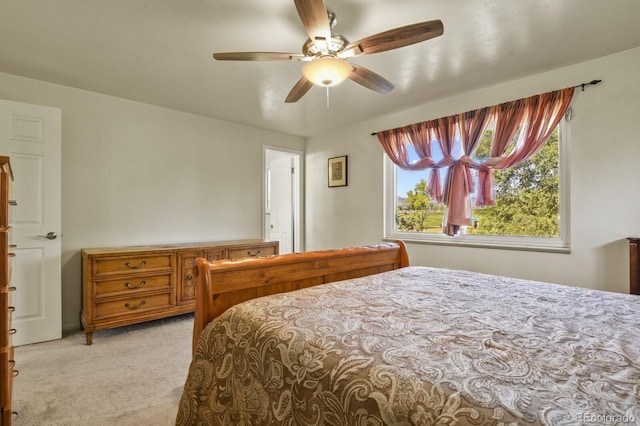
[[205, 248, 226, 261], [0, 230, 10, 285], [94, 273, 173, 297], [93, 253, 174, 276], [0, 346, 14, 407], [94, 293, 173, 320], [0, 291, 13, 349], [228, 244, 276, 259], [177, 250, 203, 304]]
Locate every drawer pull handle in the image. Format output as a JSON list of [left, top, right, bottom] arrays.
[[247, 250, 261, 257], [124, 300, 146, 310], [9, 244, 17, 248], [9, 328, 17, 335], [125, 280, 146, 289], [125, 260, 147, 269], [13, 369, 19, 377], [186, 274, 193, 281], [8, 286, 16, 291], [8, 200, 17, 206], [8, 306, 15, 312], [9, 252, 16, 257]]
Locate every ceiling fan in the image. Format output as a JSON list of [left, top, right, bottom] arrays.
[[212, 0, 444, 103]]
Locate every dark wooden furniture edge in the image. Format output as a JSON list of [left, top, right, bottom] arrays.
[[192, 240, 409, 354], [629, 238, 639, 295]]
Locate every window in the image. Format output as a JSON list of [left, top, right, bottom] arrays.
[[384, 120, 570, 252]]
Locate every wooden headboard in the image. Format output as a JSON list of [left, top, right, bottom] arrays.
[[192, 240, 409, 353]]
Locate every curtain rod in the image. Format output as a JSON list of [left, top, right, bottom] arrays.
[[370, 79, 602, 136]]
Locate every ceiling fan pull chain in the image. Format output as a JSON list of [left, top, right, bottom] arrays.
[[326, 86, 330, 109]]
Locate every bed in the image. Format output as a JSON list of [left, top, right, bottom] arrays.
[[177, 241, 640, 425]]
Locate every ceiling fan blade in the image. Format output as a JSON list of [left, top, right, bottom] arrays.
[[348, 64, 394, 94], [294, 0, 332, 44], [340, 19, 444, 58], [213, 52, 305, 61], [285, 76, 314, 103]]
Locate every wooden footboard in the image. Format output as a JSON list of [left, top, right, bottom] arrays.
[[192, 240, 409, 353]]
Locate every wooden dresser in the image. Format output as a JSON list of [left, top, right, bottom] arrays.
[[629, 238, 640, 295], [0, 157, 16, 425], [81, 239, 278, 344]]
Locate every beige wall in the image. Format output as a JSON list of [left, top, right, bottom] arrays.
[[0, 72, 305, 331], [2, 46, 639, 331], [305, 47, 640, 295]]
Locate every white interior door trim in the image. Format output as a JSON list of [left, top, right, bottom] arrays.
[[263, 146, 304, 253]]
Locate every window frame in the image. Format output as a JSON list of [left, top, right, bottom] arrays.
[[383, 120, 571, 253]]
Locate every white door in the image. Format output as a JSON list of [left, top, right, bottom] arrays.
[[0, 99, 62, 345], [265, 149, 301, 255], [269, 154, 293, 254]]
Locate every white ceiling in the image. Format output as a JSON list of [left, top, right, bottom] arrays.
[[2, 0, 640, 138]]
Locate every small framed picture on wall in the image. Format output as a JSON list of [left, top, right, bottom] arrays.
[[328, 155, 348, 187]]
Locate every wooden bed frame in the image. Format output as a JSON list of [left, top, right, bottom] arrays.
[[191, 241, 409, 352]]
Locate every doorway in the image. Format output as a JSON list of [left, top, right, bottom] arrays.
[[263, 147, 302, 254]]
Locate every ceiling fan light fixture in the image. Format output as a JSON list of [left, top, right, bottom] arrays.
[[212, 2, 444, 103], [303, 56, 353, 87]]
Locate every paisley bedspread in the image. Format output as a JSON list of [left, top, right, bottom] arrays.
[[176, 266, 640, 425]]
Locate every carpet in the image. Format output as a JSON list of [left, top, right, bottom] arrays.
[[12, 314, 194, 426]]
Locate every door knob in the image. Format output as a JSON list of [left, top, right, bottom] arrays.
[[37, 232, 58, 240]]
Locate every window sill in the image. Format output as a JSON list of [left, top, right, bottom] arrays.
[[384, 233, 571, 254]]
